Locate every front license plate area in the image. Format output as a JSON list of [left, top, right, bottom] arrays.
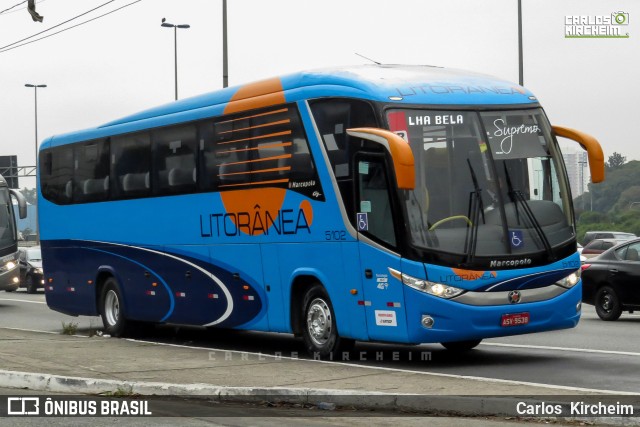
[[501, 312, 530, 327]]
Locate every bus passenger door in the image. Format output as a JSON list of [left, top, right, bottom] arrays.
[[355, 155, 409, 343]]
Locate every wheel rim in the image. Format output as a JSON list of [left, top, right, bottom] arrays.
[[306, 298, 332, 346], [104, 290, 120, 326], [600, 292, 613, 313]]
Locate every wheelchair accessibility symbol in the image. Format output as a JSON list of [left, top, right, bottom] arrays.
[[510, 230, 524, 248], [357, 213, 369, 231]]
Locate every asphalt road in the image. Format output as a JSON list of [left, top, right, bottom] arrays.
[[1, 289, 639, 394]]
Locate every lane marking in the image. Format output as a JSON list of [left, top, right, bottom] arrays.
[[0, 327, 66, 335], [482, 342, 640, 357], [0, 298, 46, 305]]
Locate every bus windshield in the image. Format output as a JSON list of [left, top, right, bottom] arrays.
[[0, 187, 17, 250], [388, 108, 574, 258]]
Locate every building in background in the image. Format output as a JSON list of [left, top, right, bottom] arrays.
[[562, 147, 589, 199]]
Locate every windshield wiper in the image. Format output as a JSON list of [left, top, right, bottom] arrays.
[[502, 164, 554, 258]]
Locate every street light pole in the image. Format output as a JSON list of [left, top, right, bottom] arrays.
[[517, 0, 524, 86], [223, 0, 228, 88], [25, 83, 46, 167], [161, 19, 190, 100]]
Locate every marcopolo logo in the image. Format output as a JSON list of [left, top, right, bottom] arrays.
[[565, 12, 630, 38]]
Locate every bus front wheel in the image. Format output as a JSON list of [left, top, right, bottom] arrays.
[[100, 278, 129, 337], [301, 284, 353, 358]]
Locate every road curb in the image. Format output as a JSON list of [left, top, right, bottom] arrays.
[[1, 369, 638, 425]]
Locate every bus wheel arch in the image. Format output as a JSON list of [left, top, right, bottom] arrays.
[[290, 275, 318, 337]]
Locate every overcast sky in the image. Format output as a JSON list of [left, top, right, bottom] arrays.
[[1, 0, 638, 188]]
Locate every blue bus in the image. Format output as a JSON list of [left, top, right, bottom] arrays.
[[38, 65, 604, 355]]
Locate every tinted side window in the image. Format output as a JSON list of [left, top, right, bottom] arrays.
[[309, 99, 378, 218], [153, 125, 197, 195], [40, 146, 73, 204], [73, 139, 109, 203], [111, 132, 151, 199], [309, 99, 378, 179], [625, 243, 640, 261], [200, 104, 323, 198]]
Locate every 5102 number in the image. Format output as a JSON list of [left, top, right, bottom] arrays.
[[325, 230, 347, 241]]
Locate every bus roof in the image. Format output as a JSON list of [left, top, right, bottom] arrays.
[[44, 65, 538, 147]]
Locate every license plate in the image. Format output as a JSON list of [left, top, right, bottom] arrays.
[[501, 312, 530, 327]]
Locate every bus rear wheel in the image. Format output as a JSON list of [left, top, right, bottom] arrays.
[[440, 339, 482, 351], [301, 284, 353, 358], [100, 278, 129, 337]]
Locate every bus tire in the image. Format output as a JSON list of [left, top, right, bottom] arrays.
[[100, 277, 129, 337], [440, 339, 482, 351], [301, 283, 352, 358]]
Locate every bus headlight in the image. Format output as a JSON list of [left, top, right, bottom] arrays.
[[1, 261, 17, 272], [401, 273, 465, 299], [556, 269, 581, 289]]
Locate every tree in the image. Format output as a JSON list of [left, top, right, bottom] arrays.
[[607, 152, 627, 169]]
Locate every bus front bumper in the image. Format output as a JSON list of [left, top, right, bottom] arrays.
[[403, 283, 582, 344]]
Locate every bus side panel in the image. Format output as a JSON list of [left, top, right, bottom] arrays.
[[279, 241, 369, 341], [358, 242, 408, 343], [207, 244, 268, 330], [42, 242, 95, 317]]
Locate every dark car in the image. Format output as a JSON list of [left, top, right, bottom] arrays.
[[582, 238, 640, 320], [581, 238, 627, 259], [18, 246, 44, 294], [582, 231, 635, 246]]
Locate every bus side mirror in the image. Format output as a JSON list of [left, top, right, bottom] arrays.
[[552, 126, 605, 183], [10, 189, 27, 219], [346, 127, 415, 190]]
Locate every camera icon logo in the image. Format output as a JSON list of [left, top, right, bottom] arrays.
[[612, 11, 629, 25]]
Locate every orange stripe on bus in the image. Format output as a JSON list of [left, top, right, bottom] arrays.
[[218, 166, 291, 177], [216, 130, 291, 146], [218, 119, 291, 135], [217, 154, 291, 167], [216, 108, 289, 125], [218, 119, 290, 135], [218, 179, 289, 188], [223, 78, 285, 115], [215, 142, 292, 155]]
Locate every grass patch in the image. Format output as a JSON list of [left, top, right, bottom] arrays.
[[61, 321, 78, 335]]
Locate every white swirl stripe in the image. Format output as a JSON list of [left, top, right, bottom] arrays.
[[84, 240, 233, 326]]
